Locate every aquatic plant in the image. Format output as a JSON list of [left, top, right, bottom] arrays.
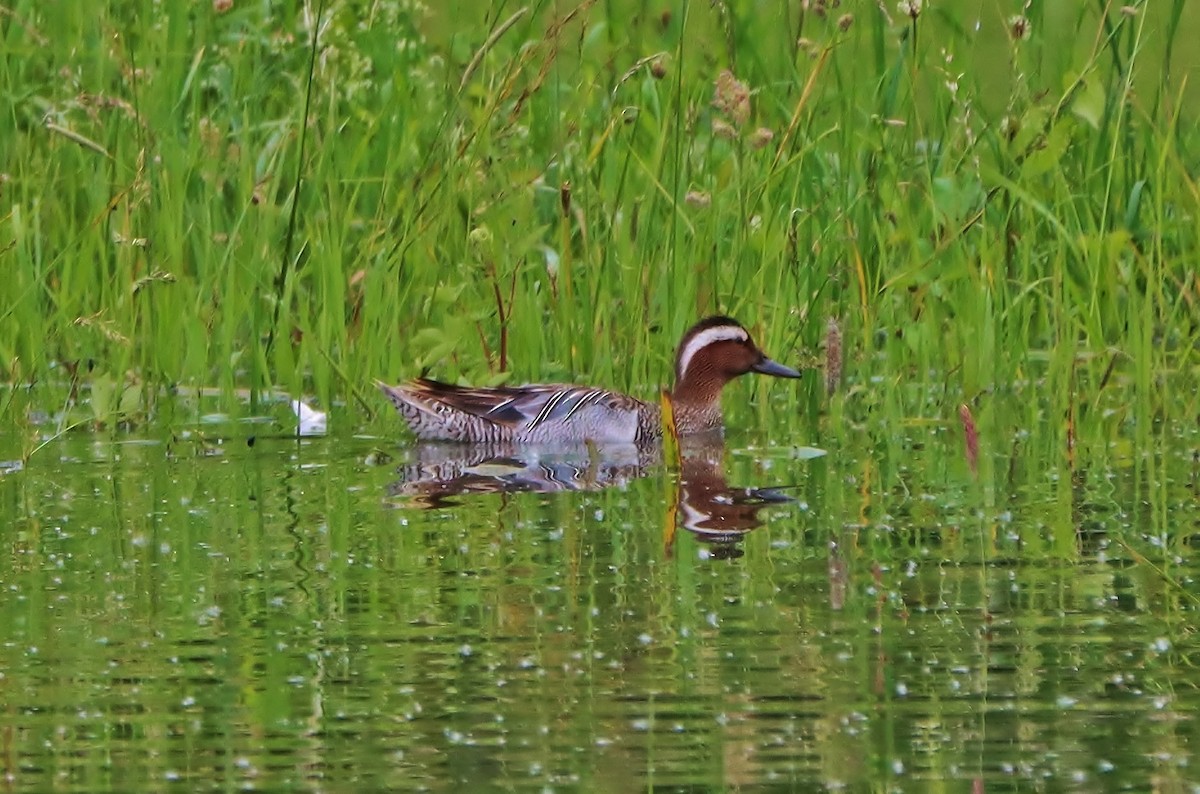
[[0, 0, 1193, 459]]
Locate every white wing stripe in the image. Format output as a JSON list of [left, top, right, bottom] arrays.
[[561, 389, 605, 422], [528, 389, 572, 429], [484, 396, 518, 415]]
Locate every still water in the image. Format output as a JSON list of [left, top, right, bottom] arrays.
[[2, 402, 1198, 791]]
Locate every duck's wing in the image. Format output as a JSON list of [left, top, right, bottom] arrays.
[[379, 377, 645, 438]]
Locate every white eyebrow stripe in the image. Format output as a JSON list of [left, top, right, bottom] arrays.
[[676, 325, 749, 380]]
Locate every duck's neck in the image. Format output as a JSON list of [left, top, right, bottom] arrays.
[[668, 370, 727, 435]]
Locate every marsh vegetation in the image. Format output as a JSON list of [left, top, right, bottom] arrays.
[[1, 1, 1198, 789]]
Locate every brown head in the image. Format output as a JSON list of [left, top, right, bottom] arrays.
[[669, 316, 802, 425]]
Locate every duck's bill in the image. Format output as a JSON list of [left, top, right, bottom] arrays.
[[753, 357, 803, 378]]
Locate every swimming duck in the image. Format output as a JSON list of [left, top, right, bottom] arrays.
[[378, 315, 802, 443]]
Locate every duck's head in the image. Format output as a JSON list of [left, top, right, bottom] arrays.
[[671, 316, 802, 403]]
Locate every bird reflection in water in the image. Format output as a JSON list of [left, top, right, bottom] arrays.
[[386, 439, 798, 557]]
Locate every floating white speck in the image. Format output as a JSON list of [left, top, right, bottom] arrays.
[[291, 399, 327, 436]]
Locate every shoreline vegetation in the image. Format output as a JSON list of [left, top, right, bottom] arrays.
[[0, 1, 1196, 457]]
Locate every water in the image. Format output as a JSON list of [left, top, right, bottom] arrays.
[[2, 408, 1198, 791]]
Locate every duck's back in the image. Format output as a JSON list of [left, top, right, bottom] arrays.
[[379, 379, 660, 444]]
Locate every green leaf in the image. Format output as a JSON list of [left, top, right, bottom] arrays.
[[90, 374, 115, 423], [1009, 106, 1049, 156], [931, 175, 983, 226], [1071, 77, 1106, 130], [1021, 119, 1074, 179]]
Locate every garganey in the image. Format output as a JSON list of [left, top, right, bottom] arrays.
[[378, 316, 802, 444]]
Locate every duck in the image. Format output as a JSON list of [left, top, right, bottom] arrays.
[[377, 315, 802, 444]]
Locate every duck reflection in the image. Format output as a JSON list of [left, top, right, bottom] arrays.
[[386, 439, 795, 555], [668, 441, 795, 559]]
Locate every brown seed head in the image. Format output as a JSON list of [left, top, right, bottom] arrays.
[[711, 118, 738, 140], [1008, 15, 1031, 41], [958, 404, 979, 475], [749, 127, 775, 149], [712, 70, 751, 127], [824, 317, 842, 396]]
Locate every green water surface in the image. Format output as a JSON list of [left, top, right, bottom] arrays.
[[3, 396, 1197, 792]]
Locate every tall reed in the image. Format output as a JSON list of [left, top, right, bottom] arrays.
[[0, 1, 1194, 451]]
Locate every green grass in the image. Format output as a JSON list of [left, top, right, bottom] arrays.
[[0, 0, 1196, 457]]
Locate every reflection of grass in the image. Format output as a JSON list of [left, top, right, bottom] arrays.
[[0, 0, 1195, 457]]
